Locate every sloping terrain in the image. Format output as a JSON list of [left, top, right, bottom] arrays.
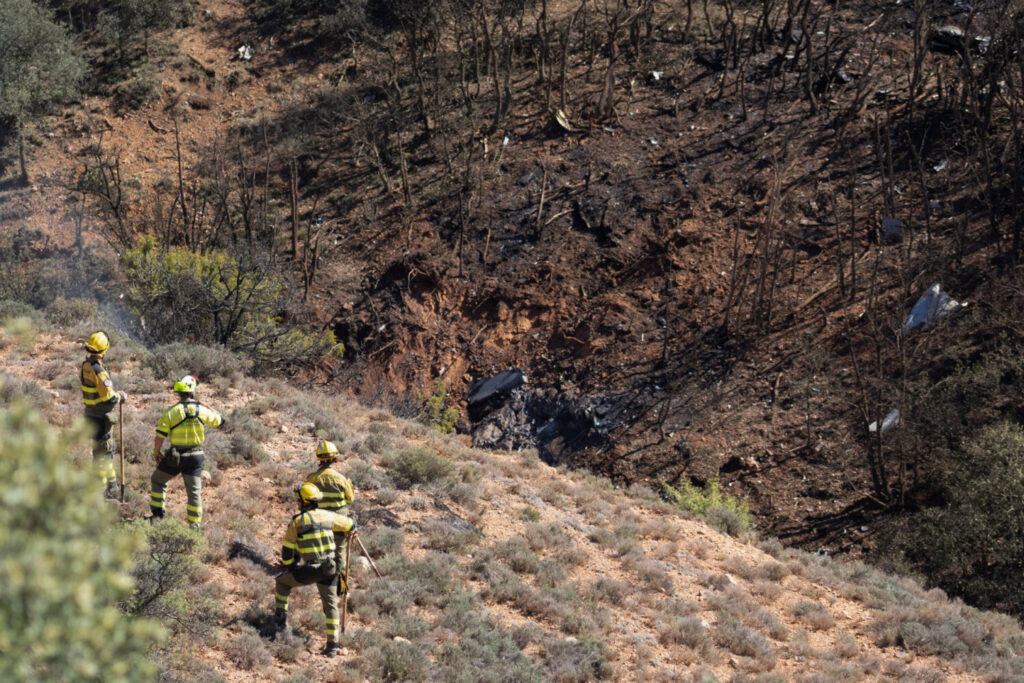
[[5, 0, 1024, 624], [3, 320, 1024, 681]]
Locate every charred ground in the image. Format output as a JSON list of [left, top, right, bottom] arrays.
[[4, 0, 1024, 596]]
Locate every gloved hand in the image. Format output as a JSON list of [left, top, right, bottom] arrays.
[[153, 449, 162, 462], [118, 391, 128, 404]]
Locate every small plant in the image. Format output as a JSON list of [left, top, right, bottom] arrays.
[[662, 479, 753, 535], [418, 381, 460, 434], [223, 625, 272, 670], [542, 637, 613, 681], [383, 446, 455, 489], [144, 342, 248, 385]]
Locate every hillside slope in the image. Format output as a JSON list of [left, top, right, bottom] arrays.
[[2, 321, 1023, 681]]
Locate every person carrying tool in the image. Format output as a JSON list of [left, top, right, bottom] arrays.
[[274, 483, 355, 657], [80, 331, 126, 499], [149, 374, 224, 529], [305, 440, 355, 546]]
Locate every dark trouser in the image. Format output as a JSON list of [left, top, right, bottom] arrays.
[[150, 450, 204, 527], [84, 411, 116, 484], [274, 559, 343, 643]]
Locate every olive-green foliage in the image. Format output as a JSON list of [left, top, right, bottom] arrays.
[[383, 446, 456, 489], [44, 297, 98, 327], [124, 519, 217, 637], [0, 0, 83, 175], [437, 615, 544, 682], [122, 239, 339, 370], [662, 479, 753, 535], [0, 299, 43, 324], [0, 372, 52, 410], [143, 341, 249, 384], [418, 381, 460, 434], [884, 421, 1024, 616], [97, 0, 192, 59], [0, 403, 164, 681]]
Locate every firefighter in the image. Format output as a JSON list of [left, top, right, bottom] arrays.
[[305, 440, 356, 564], [274, 483, 355, 657], [80, 331, 126, 499], [150, 374, 224, 529]]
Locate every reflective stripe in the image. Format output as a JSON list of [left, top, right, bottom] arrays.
[[325, 618, 339, 625], [187, 505, 201, 512], [81, 386, 98, 393], [320, 491, 344, 498], [151, 492, 165, 499], [282, 541, 298, 550], [275, 593, 289, 607], [282, 557, 295, 565]]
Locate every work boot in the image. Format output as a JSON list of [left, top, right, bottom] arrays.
[[273, 610, 288, 636], [104, 480, 119, 500], [321, 641, 339, 658]]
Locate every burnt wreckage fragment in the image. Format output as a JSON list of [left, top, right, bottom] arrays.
[[466, 370, 620, 464]]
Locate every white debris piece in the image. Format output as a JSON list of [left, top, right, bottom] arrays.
[[237, 44, 253, 61], [651, 70, 663, 81], [903, 282, 967, 335], [868, 408, 900, 434]]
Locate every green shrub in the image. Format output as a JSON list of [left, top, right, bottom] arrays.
[[883, 421, 1024, 617], [45, 296, 97, 326], [0, 403, 164, 680], [542, 637, 613, 682], [365, 637, 429, 682], [0, 299, 42, 324], [122, 240, 338, 369], [383, 446, 455, 489], [418, 381, 460, 434], [663, 479, 753, 535], [0, 373, 53, 410], [437, 615, 543, 682], [125, 519, 217, 637], [143, 341, 249, 384]]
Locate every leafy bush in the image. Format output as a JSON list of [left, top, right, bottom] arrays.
[[0, 373, 53, 410], [143, 341, 249, 384], [44, 296, 97, 326], [418, 381, 460, 434], [542, 637, 613, 682], [882, 421, 1024, 615], [383, 446, 455, 489], [0, 299, 42, 324], [0, 403, 164, 679], [437, 614, 543, 682], [124, 519, 219, 637], [663, 479, 753, 535], [122, 240, 338, 370]]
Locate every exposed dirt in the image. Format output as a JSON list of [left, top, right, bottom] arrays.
[[0, 328, 1004, 681], [1, 0, 1009, 564]]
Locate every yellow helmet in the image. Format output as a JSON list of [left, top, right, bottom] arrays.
[[294, 482, 323, 504], [315, 440, 340, 461], [85, 331, 110, 355], [173, 374, 198, 393]]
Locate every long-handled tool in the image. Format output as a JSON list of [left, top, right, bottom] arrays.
[[340, 533, 352, 634], [118, 401, 125, 504], [354, 534, 391, 588]]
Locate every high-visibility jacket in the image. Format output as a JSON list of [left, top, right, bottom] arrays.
[[281, 507, 354, 567], [80, 357, 119, 410], [155, 400, 223, 449], [304, 465, 355, 510]]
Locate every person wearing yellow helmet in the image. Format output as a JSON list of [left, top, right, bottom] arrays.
[[305, 439, 355, 511], [149, 373, 224, 529], [80, 331, 126, 499], [273, 482, 356, 657]]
